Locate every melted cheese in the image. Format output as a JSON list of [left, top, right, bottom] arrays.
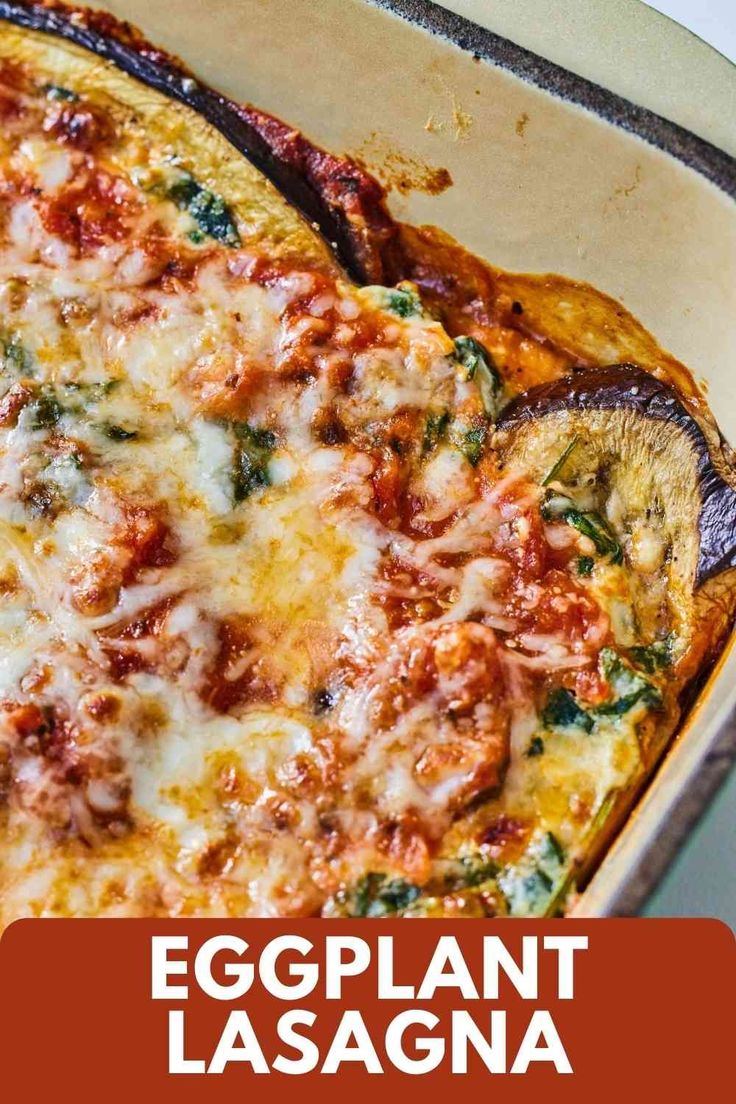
[[0, 37, 670, 924]]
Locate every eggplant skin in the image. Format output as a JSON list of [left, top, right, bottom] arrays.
[[497, 363, 736, 587], [0, 0, 397, 283]]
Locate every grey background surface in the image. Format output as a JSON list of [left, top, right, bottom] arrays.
[[645, 0, 736, 62]]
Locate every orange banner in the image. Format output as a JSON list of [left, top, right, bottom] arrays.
[[0, 918, 732, 1100]]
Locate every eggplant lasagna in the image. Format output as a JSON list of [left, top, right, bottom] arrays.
[[0, 2, 734, 922]]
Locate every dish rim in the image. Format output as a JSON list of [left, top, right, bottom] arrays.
[[365, 0, 736, 197]]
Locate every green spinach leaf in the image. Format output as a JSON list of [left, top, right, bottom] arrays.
[[352, 873, 421, 917], [542, 492, 622, 563], [229, 421, 277, 503], [454, 335, 502, 419], [629, 637, 673, 675], [542, 435, 579, 486], [168, 172, 240, 246], [460, 425, 487, 466], [422, 410, 449, 455], [542, 688, 593, 733], [596, 648, 662, 715], [386, 287, 423, 318]]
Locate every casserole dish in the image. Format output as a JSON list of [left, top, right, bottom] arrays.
[[0, 0, 733, 919]]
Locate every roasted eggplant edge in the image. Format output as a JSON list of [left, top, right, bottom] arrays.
[[496, 363, 736, 588], [495, 364, 736, 908]]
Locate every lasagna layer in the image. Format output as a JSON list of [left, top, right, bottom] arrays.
[[0, 16, 719, 921]]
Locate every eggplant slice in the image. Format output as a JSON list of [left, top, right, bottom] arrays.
[[0, 0, 396, 283], [496, 364, 736, 666]]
